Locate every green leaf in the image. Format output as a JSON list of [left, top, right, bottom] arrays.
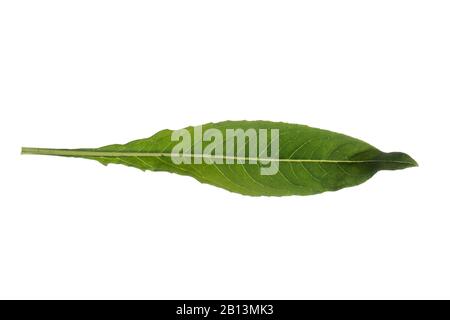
[[21, 121, 417, 196]]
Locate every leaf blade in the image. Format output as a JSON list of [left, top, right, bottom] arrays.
[[21, 121, 417, 196]]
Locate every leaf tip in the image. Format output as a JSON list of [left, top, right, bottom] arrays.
[[401, 152, 418, 168], [378, 152, 418, 170], [410, 157, 419, 168]]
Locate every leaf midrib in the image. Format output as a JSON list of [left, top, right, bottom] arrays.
[[21, 147, 414, 165]]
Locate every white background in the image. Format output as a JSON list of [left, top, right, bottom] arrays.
[[1, 1, 449, 299]]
